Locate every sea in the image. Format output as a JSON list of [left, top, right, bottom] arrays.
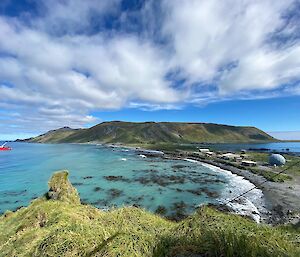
[[1, 142, 298, 218], [195, 142, 300, 155]]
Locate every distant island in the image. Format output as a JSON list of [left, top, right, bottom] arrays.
[[17, 121, 276, 144]]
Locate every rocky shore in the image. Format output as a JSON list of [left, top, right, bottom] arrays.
[[97, 143, 300, 224], [163, 151, 300, 225]]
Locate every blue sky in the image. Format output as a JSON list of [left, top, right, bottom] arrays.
[[0, 0, 300, 140]]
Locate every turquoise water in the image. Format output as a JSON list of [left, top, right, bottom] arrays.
[[0, 142, 263, 218]]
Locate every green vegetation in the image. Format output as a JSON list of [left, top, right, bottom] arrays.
[[47, 170, 80, 204], [246, 152, 300, 180], [24, 127, 78, 143], [248, 167, 292, 182], [0, 171, 299, 257], [191, 151, 297, 182], [131, 146, 298, 183], [22, 121, 276, 144], [133, 142, 199, 152], [224, 160, 290, 182]]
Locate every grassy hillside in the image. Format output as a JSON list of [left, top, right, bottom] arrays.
[[23, 121, 276, 144], [24, 127, 78, 143], [0, 171, 299, 257]]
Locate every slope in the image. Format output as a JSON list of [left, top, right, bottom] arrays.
[[22, 121, 276, 144]]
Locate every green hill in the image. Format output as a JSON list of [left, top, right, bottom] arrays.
[[0, 171, 298, 257], [20, 127, 79, 143], [22, 121, 276, 144]]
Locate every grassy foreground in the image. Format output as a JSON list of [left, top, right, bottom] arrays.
[[0, 171, 299, 257]]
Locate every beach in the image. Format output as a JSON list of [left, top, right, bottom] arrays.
[[162, 151, 300, 224], [84, 142, 300, 224], [1, 141, 299, 224]]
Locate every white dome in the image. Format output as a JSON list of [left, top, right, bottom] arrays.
[[269, 154, 286, 166]]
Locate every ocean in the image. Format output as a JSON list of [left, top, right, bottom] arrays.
[[0, 142, 281, 217], [195, 142, 300, 154]]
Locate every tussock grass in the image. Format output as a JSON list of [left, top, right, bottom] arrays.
[[0, 171, 299, 257], [0, 200, 173, 257], [155, 207, 300, 257]]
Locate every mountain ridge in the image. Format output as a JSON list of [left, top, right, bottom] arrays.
[[18, 121, 277, 144]]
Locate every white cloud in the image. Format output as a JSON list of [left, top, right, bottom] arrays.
[[162, 0, 300, 95], [269, 131, 300, 140], [0, 0, 299, 137], [0, 14, 182, 136]]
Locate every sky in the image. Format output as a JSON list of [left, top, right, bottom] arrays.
[[0, 0, 300, 140]]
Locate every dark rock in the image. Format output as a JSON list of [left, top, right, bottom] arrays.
[[135, 174, 185, 187], [186, 189, 203, 196], [83, 176, 93, 179], [73, 182, 84, 186], [0, 200, 11, 204], [273, 205, 285, 218], [128, 195, 144, 202], [202, 188, 220, 198], [103, 176, 130, 182], [4, 190, 27, 196], [94, 186, 103, 192], [169, 201, 189, 220], [107, 189, 123, 199], [172, 201, 187, 211], [155, 205, 167, 215], [172, 164, 187, 169], [91, 199, 109, 206]]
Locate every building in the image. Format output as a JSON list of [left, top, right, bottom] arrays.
[[198, 148, 210, 153], [241, 160, 257, 167], [205, 151, 215, 156], [220, 153, 241, 161]]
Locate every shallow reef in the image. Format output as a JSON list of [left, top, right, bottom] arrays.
[[107, 188, 123, 199], [103, 175, 130, 182], [1, 171, 299, 257]]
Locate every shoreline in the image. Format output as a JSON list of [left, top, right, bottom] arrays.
[[162, 151, 300, 224], [106, 141, 299, 224], [185, 158, 264, 223], [97, 142, 299, 224], [10, 141, 300, 224]]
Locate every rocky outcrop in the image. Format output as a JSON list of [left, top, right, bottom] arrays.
[[47, 170, 80, 204]]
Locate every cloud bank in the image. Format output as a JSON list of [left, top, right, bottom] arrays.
[[0, 0, 300, 137], [269, 131, 300, 140]]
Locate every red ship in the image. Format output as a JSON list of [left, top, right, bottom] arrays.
[[0, 142, 12, 151]]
